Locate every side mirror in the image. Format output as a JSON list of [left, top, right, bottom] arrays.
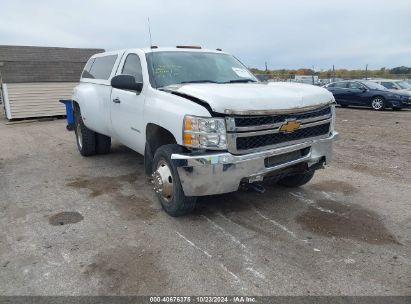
[[111, 74, 143, 93]]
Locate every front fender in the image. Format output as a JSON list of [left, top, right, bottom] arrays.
[[144, 89, 211, 145]]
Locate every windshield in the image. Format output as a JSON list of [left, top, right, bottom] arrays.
[[397, 81, 411, 89], [146, 51, 257, 88], [361, 80, 387, 90]]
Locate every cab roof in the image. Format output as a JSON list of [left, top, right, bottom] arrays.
[[92, 46, 227, 58], [141, 46, 225, 54]]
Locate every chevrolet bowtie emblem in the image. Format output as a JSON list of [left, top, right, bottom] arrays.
[[279, 120, 301, 133]]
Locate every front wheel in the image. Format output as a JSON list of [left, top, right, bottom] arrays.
[[277, 171, 315, 187], [152, 144, 197, 216], [371, 97, 385, 111]]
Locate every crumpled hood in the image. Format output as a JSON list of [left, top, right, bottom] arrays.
[[162, 82, 334, 114]]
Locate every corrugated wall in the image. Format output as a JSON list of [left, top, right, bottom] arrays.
[[4, 82, 77, 119]]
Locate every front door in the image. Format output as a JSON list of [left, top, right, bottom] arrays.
[[346, 81, 367, 106], [110, 51, 146, 154]]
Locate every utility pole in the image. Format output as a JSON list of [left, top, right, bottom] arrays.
[[312, 65, 315, 85], [265, 62, 268, 73], [365, 64, 368, 80], [332, 64, 335, 82]]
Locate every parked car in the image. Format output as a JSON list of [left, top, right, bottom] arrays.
[[72, 46, 338, 216], [369, 79, 411, 96], [323, 80, 411, 110]]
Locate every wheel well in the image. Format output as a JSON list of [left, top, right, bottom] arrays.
[[145, 123, 177, 160], [144, 124, 178, 176], [371, 95, 385, 101], [72, 100, 80, 113]]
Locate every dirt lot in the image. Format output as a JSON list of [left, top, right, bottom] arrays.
[[0, 107, 410, 296]]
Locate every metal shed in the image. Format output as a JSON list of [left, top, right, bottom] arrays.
[[0, 45, 104, 119]]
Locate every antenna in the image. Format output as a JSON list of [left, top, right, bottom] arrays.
[[147, 17, 158, 88], [148, 17, 153, 47]]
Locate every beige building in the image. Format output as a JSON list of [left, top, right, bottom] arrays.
[[0, 45, 104, 119]]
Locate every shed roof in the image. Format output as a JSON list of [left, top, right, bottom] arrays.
[[0, 45, 104, 83]]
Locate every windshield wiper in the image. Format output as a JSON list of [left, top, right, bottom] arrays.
[[225, 79, 257, 83], [180, 80, 219, 84]]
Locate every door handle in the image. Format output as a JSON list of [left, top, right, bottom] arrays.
[[112, 97, 121, 104]]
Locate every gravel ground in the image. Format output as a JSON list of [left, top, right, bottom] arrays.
[[0, 107, 410, 296]]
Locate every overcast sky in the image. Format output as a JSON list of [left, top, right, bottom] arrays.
[[0, 0, 410, 70]]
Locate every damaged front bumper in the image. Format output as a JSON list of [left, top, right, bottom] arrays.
[[171, 131, 339, 196]]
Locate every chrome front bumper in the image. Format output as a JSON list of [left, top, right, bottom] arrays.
[[171, 131, 339, 196]]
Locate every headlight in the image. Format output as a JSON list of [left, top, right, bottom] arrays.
[[183, 115, 227, 149]]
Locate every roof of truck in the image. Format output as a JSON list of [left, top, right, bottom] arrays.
[[142, 46, 226, 54], [92, 46, 227, 57]]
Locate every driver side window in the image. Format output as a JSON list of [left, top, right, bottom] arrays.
[[348, 82, 365, 89], [122, 54, 143, 83], [333, 82, 348, 88]]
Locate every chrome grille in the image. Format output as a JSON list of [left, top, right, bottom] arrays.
[[226, 105, 332, 154], [234, 106, 331, 129]]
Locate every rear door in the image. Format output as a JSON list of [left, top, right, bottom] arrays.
[[326, 82, 349, 104], [110, 51, 146, 154], [79, 53, 121, 136]]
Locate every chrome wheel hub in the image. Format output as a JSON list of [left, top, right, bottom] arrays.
[[372, 98, 383, 109], [152, 160, 174, 202]]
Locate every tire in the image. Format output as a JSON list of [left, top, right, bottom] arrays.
[[96, 133, 111, 154], [371, 96, 385, 111], [74, 108, 96, 156], [277, 171, 315, 188], [152, 144, 197, 216]]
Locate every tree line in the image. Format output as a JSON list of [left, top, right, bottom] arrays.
[[249, 66, 411, 79]]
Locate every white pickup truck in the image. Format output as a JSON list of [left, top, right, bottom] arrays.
[[72, 46, 338, 216]]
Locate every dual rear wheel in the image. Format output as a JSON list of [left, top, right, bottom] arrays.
[[74, 108, 111, 156]]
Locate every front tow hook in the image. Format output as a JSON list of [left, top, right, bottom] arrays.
[[244, 182, 266, 193]]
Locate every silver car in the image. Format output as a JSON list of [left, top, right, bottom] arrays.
[[370, 79, 411, 96]]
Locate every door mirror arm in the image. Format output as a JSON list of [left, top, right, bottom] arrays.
[[111, 74, 143, 94]]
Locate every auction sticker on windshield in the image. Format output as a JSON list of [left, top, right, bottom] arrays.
[[232, 67, 252, 78]]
